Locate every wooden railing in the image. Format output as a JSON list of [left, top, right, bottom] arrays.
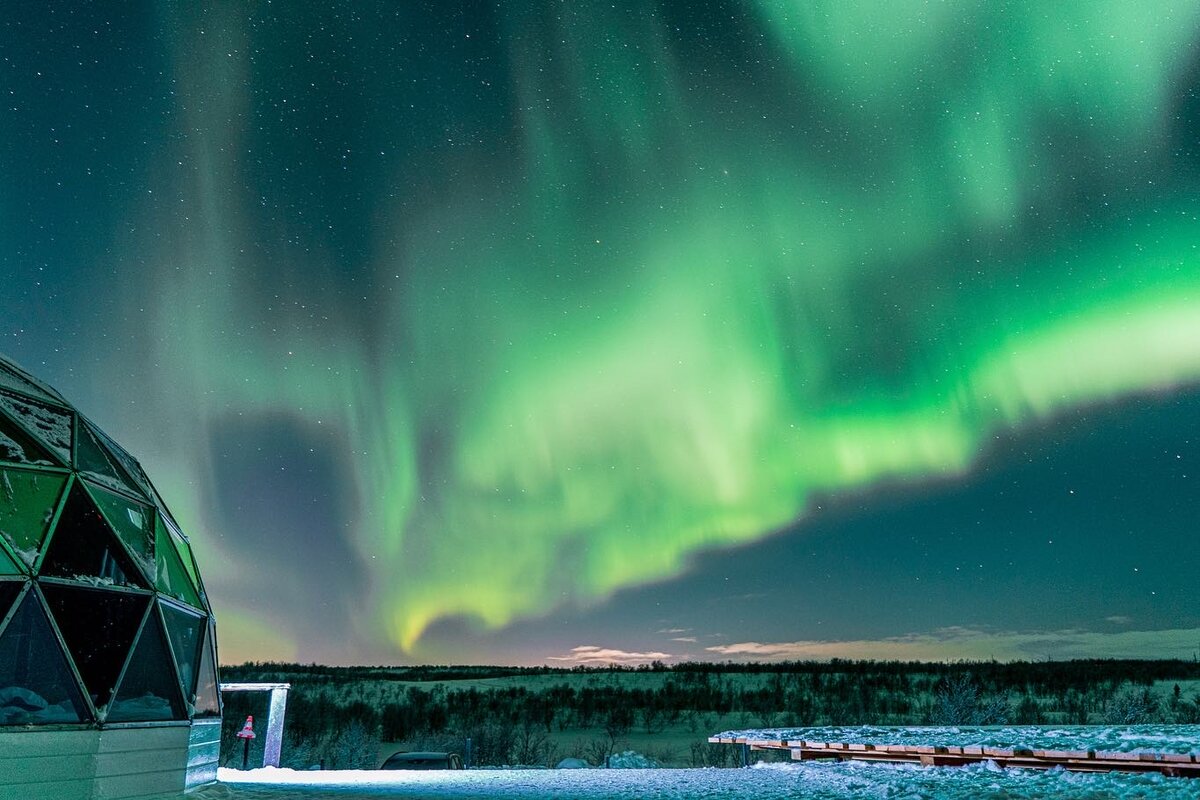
[[708, 733, 1200, 778]]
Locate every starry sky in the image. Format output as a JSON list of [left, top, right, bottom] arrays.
[[2, 1, 1199, 666]]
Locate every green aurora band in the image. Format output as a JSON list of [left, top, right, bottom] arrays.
[[107, 1, 1200, 657]]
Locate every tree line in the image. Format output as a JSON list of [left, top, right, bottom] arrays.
[[217, 659, 1200, 768]]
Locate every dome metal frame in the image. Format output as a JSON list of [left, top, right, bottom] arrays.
[[0, 354, 220, 729]]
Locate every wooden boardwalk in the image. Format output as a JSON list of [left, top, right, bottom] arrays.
[[708, 734, 1200, 778]]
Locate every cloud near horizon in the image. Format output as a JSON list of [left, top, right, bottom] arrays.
[[548, 645, 673, 665], [705, 626, 1200, 662]]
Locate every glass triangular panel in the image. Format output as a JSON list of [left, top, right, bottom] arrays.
[[0, 410, 55, 466], [40, 482, 147, 588], [155, 515, 202, 609], [0, 581, 22, 618], [164, 516, 206, 604], [160, 603, 205, 701], [107, 607, 185, 722], [0, 358, 65, 406], [0, 590, 89, 724], [0, 548, 21, 576], [42, 585, 147, 714], [0, 391, 71, 466], [0, 467, 67, 568], [76, 422, 144, 500], [87, 423, 157, 503], [84, 481, 154, 582], [151, 487, 188, 556], [193, 622, 220, 718]]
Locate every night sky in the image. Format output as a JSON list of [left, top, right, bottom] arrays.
[[2, 1, 1199, 666]]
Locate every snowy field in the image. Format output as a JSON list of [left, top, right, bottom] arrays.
[[714, 724, 1200, 754], [193, 761, 1198, 799]]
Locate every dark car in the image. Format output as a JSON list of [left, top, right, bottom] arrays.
[[380, 751, 464, 770]]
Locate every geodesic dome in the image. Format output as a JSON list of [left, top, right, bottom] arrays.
[[0, 354, 219, 726]]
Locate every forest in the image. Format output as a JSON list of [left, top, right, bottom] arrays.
[[217, 659, 1200, 769]]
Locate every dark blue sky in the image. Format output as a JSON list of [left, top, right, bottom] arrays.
[[2, 1, 1199, 665]]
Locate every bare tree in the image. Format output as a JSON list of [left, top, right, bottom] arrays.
[[1105, 686, 1159, 725]]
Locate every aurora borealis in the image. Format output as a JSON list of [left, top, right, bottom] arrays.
[[2, 1, 1199, 665]]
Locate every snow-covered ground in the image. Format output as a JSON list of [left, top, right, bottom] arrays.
[[190, 727, 1200, 798], [198, 760, 1198, 799], [714, 724, 1200, 754]]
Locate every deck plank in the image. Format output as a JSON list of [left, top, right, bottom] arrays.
[[715, 734, 1197, 778]]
